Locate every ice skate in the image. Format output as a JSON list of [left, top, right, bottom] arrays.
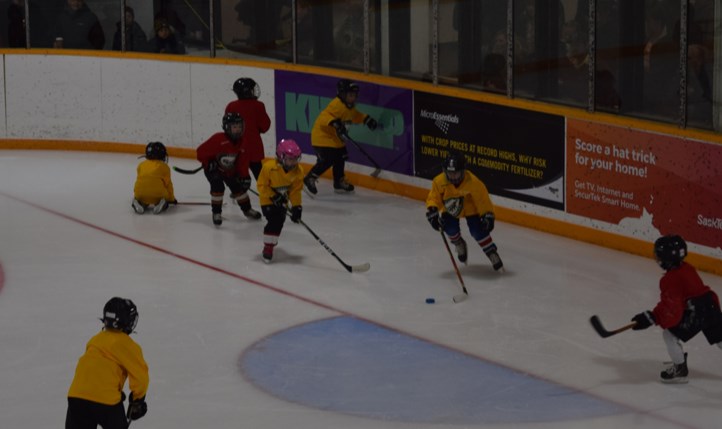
[[153, 199, 169, 215], [453, 238, 467, 263], [243, 207, 261, 220], [487, 250, 504, 271], [212, 213, 222, 226], [132, 199, 146, 214], [660, 353, 688, 384], [334, 177, 355, 194], [262, 244, 274, 263], [303, 174, 318, 196]]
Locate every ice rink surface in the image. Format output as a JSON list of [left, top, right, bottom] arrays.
[[1, 150, 721, 429]]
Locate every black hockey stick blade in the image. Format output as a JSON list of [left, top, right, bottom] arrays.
[[174, 201, 228, 206], [344, 134, 383, 178], [298, 219, 370, 274], [173, 165, 203, 175], [589, 315, 636, 338]]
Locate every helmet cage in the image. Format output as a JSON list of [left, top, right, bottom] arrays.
[[222, 113, 245, 141], [276, 139, 302, 171], [337, 79, 360, 107], [443, 154, 466, 185]]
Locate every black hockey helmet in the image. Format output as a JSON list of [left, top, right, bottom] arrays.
[[232, 77, 260, 99], [145, 141, 167, 161], [443, 152, 466, 185], [654, 235, 687, 270], [337, 79, 360, 107], [337, 79, 360, 97], [102, 297, 138, 334], [222, 112, 245, 141]]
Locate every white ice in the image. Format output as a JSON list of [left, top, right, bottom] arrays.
[[1, 150, 721, 429]]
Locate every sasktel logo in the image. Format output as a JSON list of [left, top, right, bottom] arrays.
[[420, 109, 459, 135], [697, 214, 722, 230]]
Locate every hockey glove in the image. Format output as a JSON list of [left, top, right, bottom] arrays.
[[631, 311, 654, 330], [271, 192, 288, 207], [127, 394, 148, 421], [426, 207, 441, 231], [290, 206, 302, 223], [480, 212, 495, 232], [364, 116, 378, 131], [205, 160, 222, 180], [238, 177, 252, 192], [329, 119, 348, 139]]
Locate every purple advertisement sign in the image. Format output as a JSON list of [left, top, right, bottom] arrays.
[[274, 70, 414, 175]]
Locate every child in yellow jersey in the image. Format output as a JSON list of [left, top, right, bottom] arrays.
[[258, 139, 304, 263], [426, 153, 504, 271], [302, 79, 378, 195], [66, 297, 149, 429], [132, 142, 176, 215]]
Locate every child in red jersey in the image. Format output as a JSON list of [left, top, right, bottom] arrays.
[[631, 235, 722, 383], [197, 112, 261, 226], [225, 77, 271, 180]]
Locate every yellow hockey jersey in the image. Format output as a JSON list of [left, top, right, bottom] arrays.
[[68, 329, 149, 405], [426, 170, 494, 218], [133, 159, 175, 205], [257, 158, 304, 208], [310, 97, 368, 149]]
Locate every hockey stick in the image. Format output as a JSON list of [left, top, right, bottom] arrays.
[[246, 189, 369, 273], [343, 134, 382, 178], [126, 404, 133, 427], [589, 315, 636, 338], [172, 165, 203, 175], [440, 230, 469, 303], [173, 201, 228, 206], [297, 219, 370, 273]]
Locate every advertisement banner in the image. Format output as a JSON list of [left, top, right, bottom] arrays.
[[414, 92, 565, 209], [274, 70, 414, 175], [567, 119, 722, 248]]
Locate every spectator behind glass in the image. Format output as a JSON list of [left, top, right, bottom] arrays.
[[112, 6, 147, 52], [148, 19, 185, 54], [154, 4, 186, 40], [641, 4, 677, 118], [6, 0, 26, 47], [7, 0, 50, 47], [481, 30, 508, 93], [52, 0, 105, 50]]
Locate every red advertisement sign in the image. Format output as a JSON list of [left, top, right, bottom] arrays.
[[566, 119, 722, 248]]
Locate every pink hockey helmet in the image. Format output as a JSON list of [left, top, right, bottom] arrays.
[[276, 139, 301, 170]]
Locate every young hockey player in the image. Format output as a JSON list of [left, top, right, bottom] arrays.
[[225, 77, 271, 179], [257, 139, 304, 263], [303, 79, 378, 195], [66, 297, 149, 429], [132, 141, 176, 214], [197, 112, 261, 226], [425, 152, 503, 271], [631, 235, 722, 383]]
